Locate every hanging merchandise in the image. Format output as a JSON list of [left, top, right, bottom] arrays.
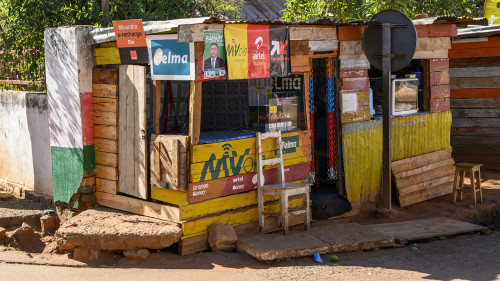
[[224, 24, 290, 80], [326, 58, 337, 180], [162, 81, 180, 134], [309, 58, 315, 183]]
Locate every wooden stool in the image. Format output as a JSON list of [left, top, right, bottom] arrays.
[[256, 131, 311, 235], [452, 163, 483, 206]]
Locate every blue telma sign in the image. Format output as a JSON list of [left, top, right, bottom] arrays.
[[147, 34, 195, 80]]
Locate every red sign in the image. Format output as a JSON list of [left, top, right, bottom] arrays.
[[247, 24, 270, 79], [187, 162, 310, 204], [112, 19, 148, 64]]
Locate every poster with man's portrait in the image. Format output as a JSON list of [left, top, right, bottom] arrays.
[[203, 30, 226, 79]]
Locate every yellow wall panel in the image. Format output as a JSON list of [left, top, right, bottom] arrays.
[[342, 111, 452, 203]]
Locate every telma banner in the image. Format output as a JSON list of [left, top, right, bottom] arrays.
[[147, 34, 195, 80]]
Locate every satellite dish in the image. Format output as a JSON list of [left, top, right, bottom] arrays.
[[362, 10, 417, 71]]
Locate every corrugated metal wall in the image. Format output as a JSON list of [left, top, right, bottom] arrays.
[[342, 111, 452, 202]]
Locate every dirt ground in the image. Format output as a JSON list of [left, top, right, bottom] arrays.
[[0, 170, 499, 281], [1, 230, 499, 281]]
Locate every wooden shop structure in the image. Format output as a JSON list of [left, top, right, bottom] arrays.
[[79, 16, 485, 255], [449, 25, 500, 171]]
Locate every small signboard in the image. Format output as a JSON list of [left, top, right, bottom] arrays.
[[203, 30, 226, 79], [147, 34, 195, 80], [112, 19, 149, 64], [342, 92, 358, 113]]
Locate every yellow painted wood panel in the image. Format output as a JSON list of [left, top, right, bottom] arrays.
[[151, 187, 188, 206], [182, 197, 305, 238], [94, 47, 121, 65], [191, 130, 311, 163], [180, 190, 282, 220]]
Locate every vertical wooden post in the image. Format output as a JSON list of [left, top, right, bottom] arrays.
[[423, 59, 431, 112], [189, 81, 202, 146], [382, 23, 392, 210], [153, 80, 162, 134], [303, 72, 311, 130]]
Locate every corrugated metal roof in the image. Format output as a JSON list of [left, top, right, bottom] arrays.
[[239, 0, 286, 19], [456, 24, 500, 38], [412, 16, 487, 26], [88, 17, 214, 45], [89, 16, 367, 45], [89, 14, 483, 45]]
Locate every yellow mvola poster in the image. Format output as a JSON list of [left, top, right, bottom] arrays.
[[485, 0, 500, 24], [224, 24, 249, 79]]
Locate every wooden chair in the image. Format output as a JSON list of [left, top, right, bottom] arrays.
[[452, 163, 483, 206], [256, 130, 311, 235]]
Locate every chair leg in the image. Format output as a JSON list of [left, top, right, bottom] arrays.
[[476, 169, 483, 203], [305, 191, 310, 231], [452, 169, 459, 204], [470, 169, 476, 206], [258, 189, 264, 232], [281, 194, 289, 235], [459, 170, 465, 201]]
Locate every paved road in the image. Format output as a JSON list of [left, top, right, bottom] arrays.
[[1, 231, 499, 281]]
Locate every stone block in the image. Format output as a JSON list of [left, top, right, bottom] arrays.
[[73, 247, 101, 263], [0, 227, 6, 241], [40, 214, 59, 236], [12, 224, 45, 253], [208, 223, 237, 252], [123, 249, 150, 261]]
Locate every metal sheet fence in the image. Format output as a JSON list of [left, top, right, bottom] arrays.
[[342, 111, 452, 202]]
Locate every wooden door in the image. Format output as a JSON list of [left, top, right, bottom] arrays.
[[118, 65, 147, 199]]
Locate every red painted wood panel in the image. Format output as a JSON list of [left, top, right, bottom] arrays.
[[451, 37, 500, 50], [337, 26, 365, 41], [416, 24, 457, 38], [430, 98, 450, 112], [430, 71, 450, 86], [341, 77, 369, 91], [449, 47, 500, 59], [339, 69, 368, 79], [430, 84, 450, 99], [187, 162, 310, 204], [429, 59, 449, 72], [451, 88, 500, 98]]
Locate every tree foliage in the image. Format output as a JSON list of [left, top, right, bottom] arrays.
[[0, 0, 241, 91], [281, 0, 484, 22]]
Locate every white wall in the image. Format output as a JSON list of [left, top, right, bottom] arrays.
[[0, 91, 53, 196]]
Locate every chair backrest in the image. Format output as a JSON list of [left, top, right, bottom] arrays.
[[256, 130, 285, 187]]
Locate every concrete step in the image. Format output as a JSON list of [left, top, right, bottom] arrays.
[[237, 218, 487, 261], [56, 207, 183, 251], [237, 223, 394, 261], [0, 197, 46, 229]]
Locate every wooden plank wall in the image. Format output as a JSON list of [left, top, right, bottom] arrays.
[[338, 26, 371, 123], [118, 65, 148, 199], [449, 36, 500, 170], [150, 135, 189, 190], [92, 68, 119, 194], [392, 149, 455, 207]]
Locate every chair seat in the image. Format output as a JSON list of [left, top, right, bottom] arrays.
[[455, 163, 483, 168], [261, 182, 311, 189]]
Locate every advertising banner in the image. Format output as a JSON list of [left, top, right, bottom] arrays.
[[225, 24, 290, 80], [112, 19, 149, 64], [203, 30, 226, 79], [188, 162, 310, 204], [147, 34, 195, 80]]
